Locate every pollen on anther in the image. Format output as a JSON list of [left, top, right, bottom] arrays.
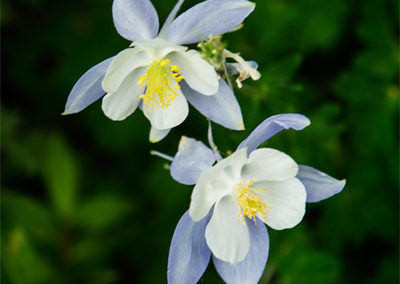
[[234, 180, 270, 224], [170, 65, 180, 72], [160, 59, 170, 67], [137, 58, 184, 111]]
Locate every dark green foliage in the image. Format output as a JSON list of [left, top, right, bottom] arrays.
[[1, 0, 398, 283]]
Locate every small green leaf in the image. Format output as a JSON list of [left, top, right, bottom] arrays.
[[2, 228, 52, 284], [76, 194, 134, 231], [41, 134, 79, 219], [264, 53, 303, 88], [71, 237, 116, 265], [277, 248, 341, 284], [2, 191, 57, 243]]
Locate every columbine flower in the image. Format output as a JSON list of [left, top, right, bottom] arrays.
[[63, 0, 255, 142], [167, 114, 346, 284]]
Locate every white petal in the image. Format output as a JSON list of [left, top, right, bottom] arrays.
[[253, 178, 306, 230], [132, 38, 187, 57], [102, 48, 150, 93], [142, 86, 189, 130], [213, 218, 269, 284], [149, 126, 171, 143], [101, 67, 146, 121], [168, 50, 218, 96], [205, 195, 250, 263], [189, 148, 248, 222], [112, 0, 159, 41], [241, 148, 299, 182]]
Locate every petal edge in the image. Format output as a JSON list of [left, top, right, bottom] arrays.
[[166, 0, 255, 45], [170, 136, 215, 185], [168, 210, 212, 284], [297, 165, 346, 203], [238, 113, 310, 154], [213, 218, 269, 284], [112, 0, 159, 41], [63, 57, 113, 115], [183, 79, 244, 130]]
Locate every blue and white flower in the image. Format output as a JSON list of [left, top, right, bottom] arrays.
[[167, 113, 346, 284], [64, 0, 256, 142]]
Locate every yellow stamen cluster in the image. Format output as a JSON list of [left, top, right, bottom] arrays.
[[234, 180, 270, 224], [137, 58, 184, 111]]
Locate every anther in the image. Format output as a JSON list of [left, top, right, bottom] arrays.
[[137, 58, 184, 111]]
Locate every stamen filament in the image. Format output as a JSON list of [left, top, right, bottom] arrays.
[[234, 180, 270, 224], [138, 58, 184, 110]]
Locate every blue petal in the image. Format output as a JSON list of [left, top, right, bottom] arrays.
[[112, 0, 159, 41], [168, 211, 212, 284], [159, 0, 185, 36], [182, 79, 245, 130], [297, 165, 346, 203], [63, 57, 113, 115], [213, 218, 269, 284], [170, 136, 215, 185], [237, 113, 311, 154], [166, 0, 255, 45], [207, 121, 223, 162]]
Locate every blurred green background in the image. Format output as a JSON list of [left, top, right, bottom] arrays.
[[1, 0, 399, 283]]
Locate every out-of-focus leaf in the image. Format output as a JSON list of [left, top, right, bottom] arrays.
[[76, 194, 134, 231], [1, 109, 45, 176], [71, 237, 117, 265], [241, 54, 303, 104], [263, 53, 303, 89], [367, 256, 400, 284], [78, 270, 119, 284], [277, 248, 341, 284], [292, 103, 345, 166], [2, 191, 57, 243], [41, 134, 79, 219], [2, 228, 52, 284]]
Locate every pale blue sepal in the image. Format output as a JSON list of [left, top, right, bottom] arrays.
[[63, 57, 113, 115], [297, 165, 346, 203], [170, 136, 215, 185], [112, 0, 159, 41], [237, 113, 311, 154], [207, 121, 223, 162], [182, 79, 245, 131], [168, 210, 212, 284], [213, 218, 269, 284], [159, 0, 185, 37], [166, 0, 255, 45]]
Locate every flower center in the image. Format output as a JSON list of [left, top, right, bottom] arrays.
[[137, 58, 184, 111], [234, 180, 270, 224]]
